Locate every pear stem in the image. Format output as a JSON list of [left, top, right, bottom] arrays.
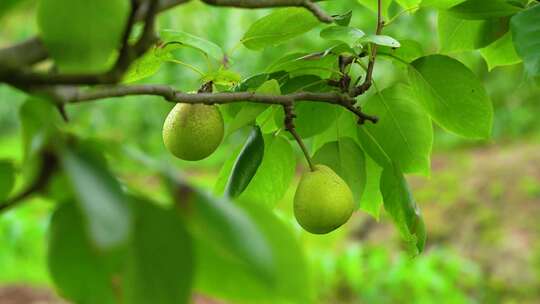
[[283, 102, 316, 172]]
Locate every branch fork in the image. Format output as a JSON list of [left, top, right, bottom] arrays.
[[0, 0, 391, 213]]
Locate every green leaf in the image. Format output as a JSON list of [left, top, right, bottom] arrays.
[[438, 12, 509, 52], [313, 43, 356, 58], [508, 0, 529, 8], [357, 124, 391, 169], [241, 203, 312, 302], [124, 200, 193, 304], [256, 105, 281, 134], [357, 0, 392, 18], [379, 39, 424, 65], [511, 4, 540, 77], [0, 160, 15, 201], [233, 74, 270, 92], [380, 163, 426, 254], [224, 74, 276, 119], [176, 186, 275, 283], [359, 155, 383, 219], [123, 46, 170, 83], [280, 74, 325, 94], [242, 8, 320, 50], [312, 138, 366, 206], [438, 13, 485, 52], [0, 0, 21, 19], [48, 203, 117, 304], [227, 80, 280, 135], [320, 26, 365, 47], [333, 10, 353, 26], [447, 0, 522, 20], [61, 144, 132, 250], [225, 126, 265, 198], [361, 35, 401, 48], [274, 75, 338, 139], [45, 172, 75, 203], [289, 101, 339, 139], [19, 97, 62, 160], [195, 202, 311, 303], [312, 109, 359, 152], [396, 0, 422, 9], [360, 85, 433, 175], [480, 31, 522, 71], [239, 134, 296, 208], [421, 0, 465, 9], [408, 55, 493, 139], [202, 69, 242, 87], [437, 11, 478, 53], [160, 29, 224, 61], [37, 0, 130, 73], [266, 52, 338, 79], [214, 146, 243, 195], [476, 18, 511, 48]]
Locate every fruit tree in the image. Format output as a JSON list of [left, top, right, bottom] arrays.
[[0, 0, 539, 303]]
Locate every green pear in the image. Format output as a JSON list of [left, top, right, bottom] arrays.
[[294, 165, 354, 234], [37, 0, 129, 73], [162, 103, 224, 161]]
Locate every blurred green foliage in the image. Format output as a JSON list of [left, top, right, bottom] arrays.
[[0, 1, 539, 303]]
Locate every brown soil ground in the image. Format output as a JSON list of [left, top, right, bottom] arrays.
[[0, 286, 225, 304]]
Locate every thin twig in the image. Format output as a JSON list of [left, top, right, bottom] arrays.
[[134, 0, 160, 55], [117, 0, 141, 68], [343, 103, 379, 124], [352, 0, 384, 97], [282, 102, 315, 171], [56, 104, 69, 122], [0, 152, 58, 213], [336, 55, 354, 92], [0, 38, 48, 68], [302, 0, 333, 23]]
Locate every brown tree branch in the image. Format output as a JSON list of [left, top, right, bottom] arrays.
[[0, 0, 330, 72], [0, 0, 190, 69], [0, 38, 48, 69], [68, 85, 350, 104], [352, 0, 384, 97], [113, 0, 143, 74], [112, 0, 160, 79], [56, 84, 377, 123], [134, 0, 160, 55], [301, 0, 333, 23], [0, 152, 58, 214], [0, 0, 160, 87]]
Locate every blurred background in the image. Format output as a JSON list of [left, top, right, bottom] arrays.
[[0, 1, 539, 303]]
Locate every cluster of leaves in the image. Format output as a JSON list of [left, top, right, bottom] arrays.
[[1, 0, 539, 303], [1, 96, 311, 303]]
